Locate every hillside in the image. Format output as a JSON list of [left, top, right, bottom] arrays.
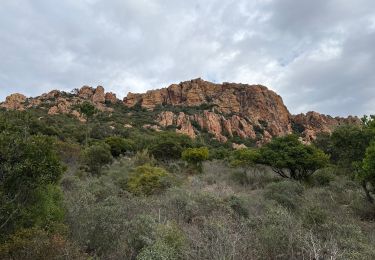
[[1, 79, 375, 260], [0, 78, 360, 146]]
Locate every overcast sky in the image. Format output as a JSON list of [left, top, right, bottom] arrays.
[[1, 0, 374, 116]]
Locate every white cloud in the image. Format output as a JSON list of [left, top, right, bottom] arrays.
[[0, 0, 374, 116]]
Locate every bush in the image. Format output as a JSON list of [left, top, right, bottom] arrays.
[[127, 165, 171, 196], [302, 205, 328, 228], [257, 206, 303, 259], [0, 228, 85, 260], [137, 241, 177, 260], [309, 168, 335, 186], [264, 181, 304, 210], [150, 141, 183, 161], [182, 147, 209, 173], [105, 136, 135, 157], [80, 143, 113, 175], [209, 147, 230, 160], [227, 195, 249, 218], [149, 132, 193, 161]]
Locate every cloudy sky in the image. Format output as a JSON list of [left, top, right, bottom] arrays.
[[1, 0, 374, 116]]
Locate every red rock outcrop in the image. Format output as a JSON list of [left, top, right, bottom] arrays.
[[1, 86, 115, 121], [1, 79, 360, 144], [0, 93, 27, 110], [292, 112, 362, 143], [148, 79, 359, 143], [128, 78, 292, 142], [105, 92, 117, 103]]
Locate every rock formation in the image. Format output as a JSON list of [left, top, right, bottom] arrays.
[[1, 86, 118, 121], [126, 78, 360, 143], [0, 93, 27, 110], [1, 78, 360, 144]]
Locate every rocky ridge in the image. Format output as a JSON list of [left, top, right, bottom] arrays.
[[0, 86, 118, 122], [124, 78, 360, 144], [1, 79, 361, 144]]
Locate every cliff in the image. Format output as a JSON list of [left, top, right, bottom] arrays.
[[1, 78, 360, 144], [124, 78, 360, 144]]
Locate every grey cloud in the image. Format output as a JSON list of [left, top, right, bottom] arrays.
[[0, 0, 374, 116]]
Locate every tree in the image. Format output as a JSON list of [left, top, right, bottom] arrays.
[[79, 101, 97, 146], [229, 148, 260, 174], [182, 147, 209, 173], [149, 132, 193, 161], [259, 135, 329, 181], [359, 141, 375, 203], [329, 125, 374, 170], [105, 136, 135, 157], [0, 133, 65, 240], [81, 143, 113, 175]]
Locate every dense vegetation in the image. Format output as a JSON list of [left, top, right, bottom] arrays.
[[0, 106, 375, 259]]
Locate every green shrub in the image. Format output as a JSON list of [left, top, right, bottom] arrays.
[[257, 205, 303, 259], [259, 135, 329, 181], [127, 165, 171, 196], [0, 228, 85, 260], [133, 149, 157, 167], [105, 136, 135, 157], [209, 147, 230, 160], [127, 214, 157, 255], [182, 147, 209, 173], [149, 132, 193, 161], [150, 141, 183, 161], [302, 205, 328, 227], [309, 168, 335, 186], [227, 195, 249, 218], [137, 241, 177, 260], [80, 143, 113, 175], [264, 181, 304, 210]]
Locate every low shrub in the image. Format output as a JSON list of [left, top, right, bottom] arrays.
[[0, 228, 85, 260], [80, 143, 113, 175], [105, 136, 135, 157], [127, 165, 172, 196], [227, 195, 249, 218], [264, 181, 304, 210], [309, 168, 335, 186]]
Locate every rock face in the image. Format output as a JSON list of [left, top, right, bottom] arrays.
[[0, 93, 27, 110], [1, 78, 360, 144], [1, 86, 118, 121], [126, 78, 360, 143], [292, 112, 362, 143]]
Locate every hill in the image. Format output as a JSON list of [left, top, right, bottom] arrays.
[[0, 78, 360, 146]]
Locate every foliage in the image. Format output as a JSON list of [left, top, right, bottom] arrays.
[[149, 132, 193, 161], [0, 228, 85, 260], [182, 147, 209, 173], [230, 148, 260, 170], [182, 147, 209, 164], [208, 147, 230, 160], [329, 125, 374, 169], [259, 135, 329, 181], [105, 136, 135, 157], [80, 143, 113, 175], [308, 167, 336, 186], [78, 101, 97, 119], [227, 195, 249, 218], [264, 181, 304, 210], [0, 133, 65, 240], [359, 141, 375, 203], [127, 165, 171, 196]]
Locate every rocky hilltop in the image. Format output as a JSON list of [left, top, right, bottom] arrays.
[[1, 78, 360, 145], [124, 78, 360, 144]]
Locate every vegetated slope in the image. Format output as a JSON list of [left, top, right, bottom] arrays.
[[1, 79, 375, 259], [1, 78, 360, 146]]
